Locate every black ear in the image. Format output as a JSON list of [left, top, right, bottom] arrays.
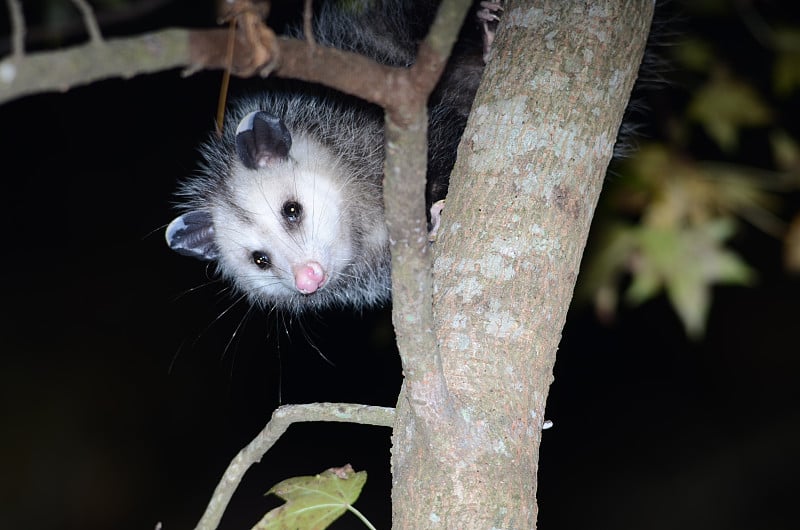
[[235, 111, 292, 169], [165, 211, 219, 261]]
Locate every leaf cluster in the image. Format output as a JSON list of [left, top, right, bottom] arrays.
[[578, 0, 800, 338]]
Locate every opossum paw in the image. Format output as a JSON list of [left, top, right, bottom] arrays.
[[428, 200, 446, 242], [478, 1, 503, 63]]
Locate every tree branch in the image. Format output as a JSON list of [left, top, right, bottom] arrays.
[[194, 403, 395, 530], [0, 28, 188, 103], [391, 1, 656, 527], [382, 0, 471, 453], [0, 24, 422, 109]]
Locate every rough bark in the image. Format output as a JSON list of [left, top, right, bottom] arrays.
[[391, 1, 654, 528]]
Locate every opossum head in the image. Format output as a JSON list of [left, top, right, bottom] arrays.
[[166, 111, 359, 312]]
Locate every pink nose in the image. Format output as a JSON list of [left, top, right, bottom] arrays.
[[293, 261, 326, 294]]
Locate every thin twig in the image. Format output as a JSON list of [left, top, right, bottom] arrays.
[[0, 0, 173, 56], [6, 0, 25, 59], [70, 0, 104, 45], [194, 403, 395, 530], [383, 0, 472, 437], [215, 19, 237, 137], [303, 0, 316, 48]]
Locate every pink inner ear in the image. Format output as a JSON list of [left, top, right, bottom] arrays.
[[293, 261, 327, 294]]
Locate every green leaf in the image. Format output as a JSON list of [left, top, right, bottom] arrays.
[[625, 228, 671, 304], [687, 75, 772, 152], [575, 223, 638, 320], [252, 465, 368, 530], [624, 143, 672, 186], [624, 220, 755, 339]]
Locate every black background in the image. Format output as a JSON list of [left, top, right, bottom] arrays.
[[1, 2, 799, 529]]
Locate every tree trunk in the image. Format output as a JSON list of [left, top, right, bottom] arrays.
[[391, 0, 654, 528]]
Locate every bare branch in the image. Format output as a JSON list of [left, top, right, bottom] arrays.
[[273, 38, 411, 110], [382, 0, 471, 447], [194, 403, 394, 530], [69, 0, 104, 45], [303, 0, 316, 48], [6, 0, 25, 59], [0, 25, 265, 104]]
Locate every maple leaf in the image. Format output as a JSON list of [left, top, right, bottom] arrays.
[[688, 74, 772, 152], [252, 465, 371, 530], [626, 220, 755, 339]]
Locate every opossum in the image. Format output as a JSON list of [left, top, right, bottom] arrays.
[[166, 0, 471, 314], [167, 91, 393, 313]]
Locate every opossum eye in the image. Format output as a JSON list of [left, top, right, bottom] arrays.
[[282, 201, 303, 224], [251, 251, 272, 269]]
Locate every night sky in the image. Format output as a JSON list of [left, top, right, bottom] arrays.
[[1, 2, 799, 530]]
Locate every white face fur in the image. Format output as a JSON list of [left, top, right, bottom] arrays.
[[213, 136, 355, 307], [166, 108, 392, 311]]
